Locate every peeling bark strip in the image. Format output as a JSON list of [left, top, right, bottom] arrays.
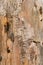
[[0, 0, 43, 65]]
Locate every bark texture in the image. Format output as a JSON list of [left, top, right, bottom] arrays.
[[0, 0, 43, 65]]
